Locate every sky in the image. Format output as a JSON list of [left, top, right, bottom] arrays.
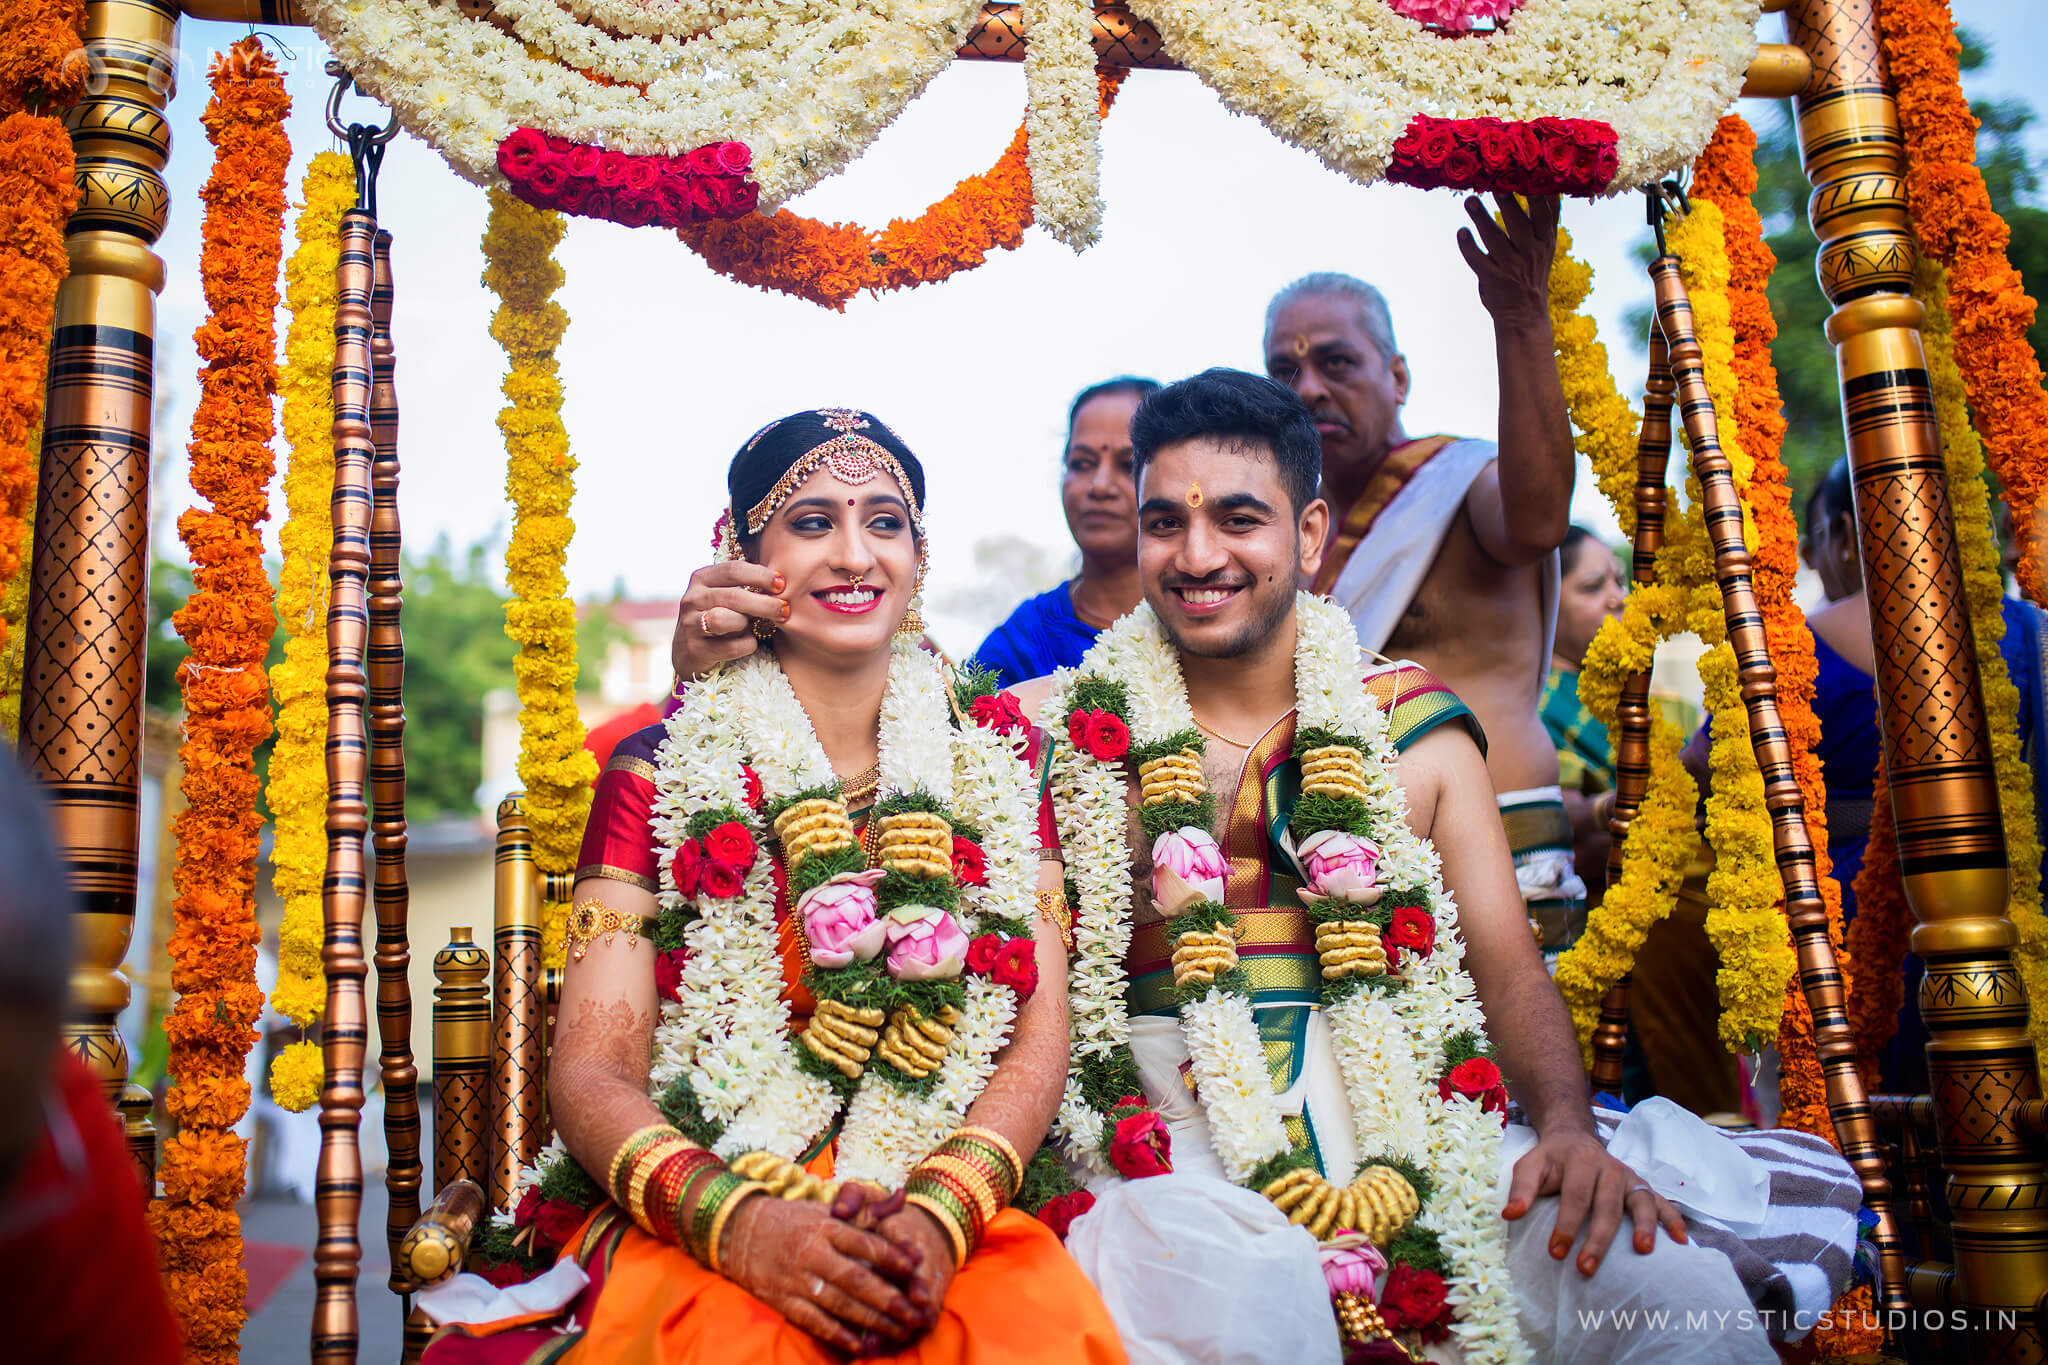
[[141, 0, 2045, 659]]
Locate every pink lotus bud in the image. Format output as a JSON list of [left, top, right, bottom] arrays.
[[797, 870, 887, 968], [1150, 827, 1227, 915], [885, 905, 969, 981], [1320, 1237, 1387, 1298], [1299, 830, 1383, 905]]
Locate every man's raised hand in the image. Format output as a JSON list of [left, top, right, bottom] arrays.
[[670, 560, 787, 680], [1456, 193, 1561, 328]]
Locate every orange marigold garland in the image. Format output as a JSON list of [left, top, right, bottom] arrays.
[[1847, 753, 1911, 1073], [0, 0, 84, 723], [1874, 0, 2048, 606], [678, 68, 1124, 310], [152, 39, 288, 1364]]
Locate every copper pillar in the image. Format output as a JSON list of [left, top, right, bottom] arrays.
[[490, 794, 544, 1211], [1788, 0, 2048, 1344], [368, 227, 421, 1292], [1651, 251, 1908, 1307], [313, 208, 377, 1365], [17, 0, 176, 1186], [431, 926, 492, 1192], [1589, 322, 1678, 1094]]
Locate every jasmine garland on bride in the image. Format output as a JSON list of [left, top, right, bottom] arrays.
[[419, 410, 1124, 1364], [1005, 371, 1863, 1365]]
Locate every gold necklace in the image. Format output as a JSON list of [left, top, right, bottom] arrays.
[[841, 760, 882, 810], [1192, 714, 1262, 750]]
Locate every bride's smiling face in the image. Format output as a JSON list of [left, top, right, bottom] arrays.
[[749, 465, 920, 660]]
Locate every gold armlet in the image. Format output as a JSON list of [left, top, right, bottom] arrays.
[[1036, 888, 1073, 952], [566, 898, 660, 962]]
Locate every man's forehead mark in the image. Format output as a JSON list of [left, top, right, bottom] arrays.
[[1186, 480, 1204, 508], [1292, 333, 1310, 358]]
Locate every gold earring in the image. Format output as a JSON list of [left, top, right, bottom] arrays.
[[897, 551, 929, 639]]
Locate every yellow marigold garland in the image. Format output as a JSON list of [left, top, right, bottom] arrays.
[[1547, 223, 1642, 539], [1666, 198, 1795, 1055], [154, 40, 287, 1364], [1919, 257, 2048, 1048], [483, 188, 593, 969], [263, 150, 354, 1109], [1555, 715, 1699, 1060]]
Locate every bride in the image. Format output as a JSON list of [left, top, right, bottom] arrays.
[[425, 410, 1121, 1364]]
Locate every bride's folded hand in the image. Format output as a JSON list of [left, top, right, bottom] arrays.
[[719, 1192, 928, 1354], [671, 559, 786, 678]]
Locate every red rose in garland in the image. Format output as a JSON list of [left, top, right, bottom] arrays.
[[1066, 707, 1094, 751], [704, 820, 757, 870], [965, 932, 1004, 976], [698, 860, 746, 900], [741, 765, 763, 811], [513, 1187, 540, 1227], [992, 937, 1037, 999], [670, 839, 704, 897], [969, 692, 1027, 735], [1387, 905, 1435, 957], [1086, 711, 1132, 762], [1037, 1189, 1097, 1240], [952, 836, 989, 887], [1380, 1264, 1453, 1342], [532, 1199, 586, 1252], [1109, 1099, 1173, 1178], [1439, 1056, 1508, 1115], [655, 948, 686, 1002]]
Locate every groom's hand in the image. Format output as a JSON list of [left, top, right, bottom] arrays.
[[1502, 1129, 1687, 1275]]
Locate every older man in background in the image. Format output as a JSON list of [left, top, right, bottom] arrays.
[[1263, 194, 1583, 964]]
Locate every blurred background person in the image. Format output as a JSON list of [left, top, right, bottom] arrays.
[[972, 377, 1157, 686], [1541, 525, 1629, 901], [0, 754, 179, 1363]]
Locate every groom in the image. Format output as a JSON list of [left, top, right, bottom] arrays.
[[1009, 370, 1828, 1362]]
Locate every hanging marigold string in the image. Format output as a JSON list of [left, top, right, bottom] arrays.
[[1847, 753, 1910, 1070], [1919, 256, 2048, 1047], [1873, 0, 2048, 606], [265, 149, 355, 1110], [1547, 222, 1641, 539], [152, 38, 288, 1364], [0, 0, 85, 733], [677, 68, 1124, 311], [483, 188, 594, 966]]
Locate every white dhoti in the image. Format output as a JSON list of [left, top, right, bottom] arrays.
[[1063, 1017, 1785, 1364]]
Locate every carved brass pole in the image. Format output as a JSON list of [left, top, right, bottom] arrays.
[[314, 208, 377, 1365], [491, 795, 544, 1210], [431, 926, 492, 1192], [1787, 0, 2048, 1342], [1589, 321, 1677, 1094], [368, 227, 421, 1293], [1650, 249, 1908, 1309], [17, 0, 176, 1187]]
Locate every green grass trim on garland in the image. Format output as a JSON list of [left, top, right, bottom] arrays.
[[1357, 1154, 1437, 1207], [1321, 971, 1408, 1006], [1385, 1224, 1445, 1274], [1245, 1148, 1319, 1192], [656, 1075, 727, 1149], [652, 901, 695, 950], [1289, 790, 1376, 842], [792, 1040, 863, 1100], [1173, 964, 1252, 1007], [875, 866, 960, 916], [1303, 898, 1393, 930], [1168, 901, 1237, 936], [803, 959, 968, 1022], [787, 842, 867, 900], [1014, 1146, 1082, 1215], [1138, 791, 1217, 841], [974, 913, 1035, 941], [1442, 1028, 1491, 1069], [873, 789, 952, 822], [536, 1150, 605, 1208], [1293, 726, 1373, 757], [1129, 728, 1205, 766], [1066, 676, 1130, 722], [687, 804, 757, 842], [1377, 884, 1434, 913], [868, 1053, 943, 1097], [763, 781, 843, 827], [1075, 1047, 1143, 1114], [475, 1219, 548, 1274], [952, 660, 1003, 713]]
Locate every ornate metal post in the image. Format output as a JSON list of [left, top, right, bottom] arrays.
[[432, 926, 492, 1192], [17, 0, 176, 1186], [313, 207, 377, 1365], [1589, 321, 1677, 1094], [490, 795, 544, 1211], [1787, 0, 2048, 1342]]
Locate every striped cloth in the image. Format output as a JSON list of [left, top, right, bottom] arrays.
[[1589, 1110, 1861, 1339]]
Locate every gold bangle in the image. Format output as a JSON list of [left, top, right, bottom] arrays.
[[627, 1138, 693, 1233], [705, 1181, 768, 1275], [1036, 889, 1073, 951], [609, 1123, 679, 1204], [566, 898, 660, 963], [905, 1191, 972, 1267], [952, 1125, 1024, 1187]]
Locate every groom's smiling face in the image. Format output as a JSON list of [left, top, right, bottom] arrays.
[[1136, 437, 1328, 659]]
